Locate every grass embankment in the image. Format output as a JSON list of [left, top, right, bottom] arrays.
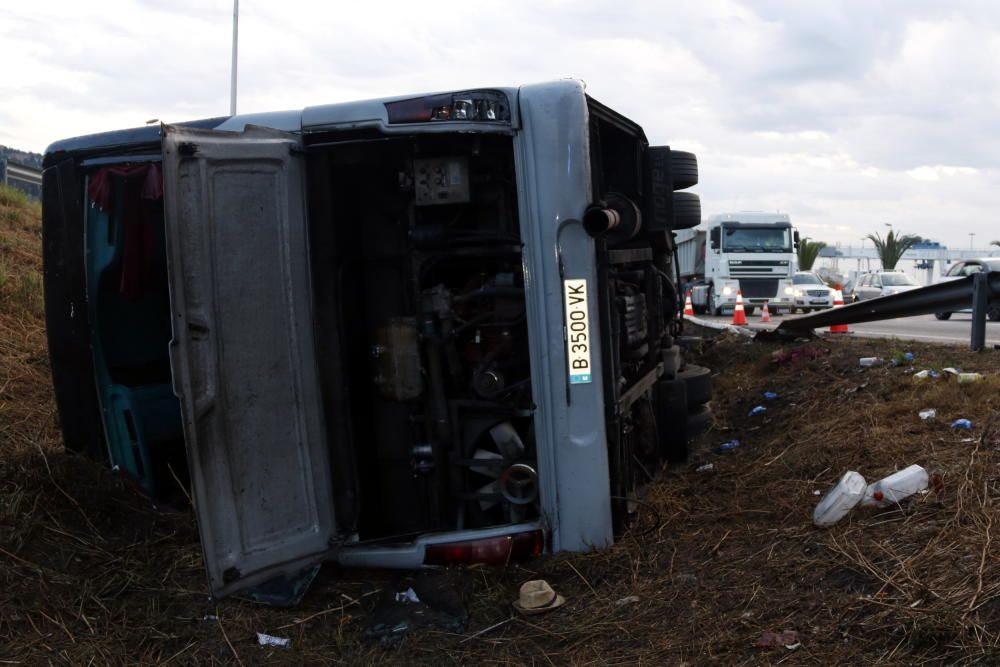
[[1, 183, 999, 664]]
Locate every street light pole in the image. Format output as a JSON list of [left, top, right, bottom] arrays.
[[970, 233, 975, 251], [230, 0, 239, 116]]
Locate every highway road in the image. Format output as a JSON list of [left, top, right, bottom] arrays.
[[694, 311, 1000, 346]]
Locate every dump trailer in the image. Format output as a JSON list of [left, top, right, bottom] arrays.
[[676, 212, 800, 315], [42, 80, 712, 604]]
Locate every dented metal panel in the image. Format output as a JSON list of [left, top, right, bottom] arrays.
[[161, 125, 336, 599]]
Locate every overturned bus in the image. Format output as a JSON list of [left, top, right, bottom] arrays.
[[42, 80, 711, 604]]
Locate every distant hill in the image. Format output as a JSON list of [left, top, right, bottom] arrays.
[[0, 145, 43, 169]]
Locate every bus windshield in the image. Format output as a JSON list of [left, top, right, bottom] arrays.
[[722, 226, 792, 253]]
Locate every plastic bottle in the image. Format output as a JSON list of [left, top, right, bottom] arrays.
[[958, 373, 983, 384], [813, 471, 867, 528], [859, 357, 883, 367], [860, 464, 928, 508], [717, 440, 740, 453], [952, 418, 973, 430]]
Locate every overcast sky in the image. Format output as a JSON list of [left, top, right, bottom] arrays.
[[3, 0, 999, 249]]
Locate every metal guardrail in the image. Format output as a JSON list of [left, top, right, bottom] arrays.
[[771, 273, 1000, 351]]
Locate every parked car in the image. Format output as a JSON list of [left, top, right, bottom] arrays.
[[934, 258, 1000, 320], [850, 271, 920, 302], [791, 271, 834, 313]]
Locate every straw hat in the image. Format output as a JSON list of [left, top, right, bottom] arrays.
[[513, 580, 566, 615]]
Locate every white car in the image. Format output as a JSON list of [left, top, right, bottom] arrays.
[[934, 258, 1000, 321], [850, 271, 920, 302], [791, 271, 834, 313]]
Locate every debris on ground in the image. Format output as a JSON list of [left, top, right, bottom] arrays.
[[860, 464, 929, 508], [257, 633, 291, 648], [754, 629, 800, 650], [717, 439, 741, 453], [362, 573, 468, 647], [615, 595, 640, 606], [914, 369, 941, 379], [747, 405, 767, 417], [952, 418, 973, 430], [813, 471, 867, 527], [512, 580, 566, 616], [958, 372, 984, 384], [919, 408, 937, 420], [859, 356, 883, 367], [763, 391, 779, 400], [695, 463, 715, 473]]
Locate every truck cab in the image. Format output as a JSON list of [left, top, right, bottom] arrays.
[[41, 80, 711, 604], [677, 212, 798, 315]]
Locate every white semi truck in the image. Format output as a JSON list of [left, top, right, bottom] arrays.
[[675, 212, 799, 315]]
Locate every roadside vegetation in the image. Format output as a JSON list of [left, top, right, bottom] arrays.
[[866, 228, 920, 270], [796, 237, 827, 270], [2, 188, 1000, 663]]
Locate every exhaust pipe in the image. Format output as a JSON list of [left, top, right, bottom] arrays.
[[583, 193, 641, 242]]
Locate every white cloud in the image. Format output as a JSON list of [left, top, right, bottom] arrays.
[[3, 0, 1000, 250]]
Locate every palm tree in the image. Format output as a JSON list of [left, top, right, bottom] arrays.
[[866, 229, 919, 270], [796, 238, 827, 270]]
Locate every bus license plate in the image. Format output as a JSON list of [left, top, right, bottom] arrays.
[[564, 279, 592, 384]]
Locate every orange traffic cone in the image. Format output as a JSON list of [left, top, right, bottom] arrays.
[[732, 291, 748, 325], [759, 301, 771, 323], [683, 291, 695, 317], [829, 283, 850, 334]]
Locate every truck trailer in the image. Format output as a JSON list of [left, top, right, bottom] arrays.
[[41, 80, 712, 604], [675, 212, 799, 315]]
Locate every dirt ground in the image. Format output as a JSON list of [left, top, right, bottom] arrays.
[[3, 186, 1000, 664]]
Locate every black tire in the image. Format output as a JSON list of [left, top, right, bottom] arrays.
[[988, 307, 1000, 322], [678, 364, 711, 409], [670, 150, 698, 190], [657, 379, 689, 463], [934, 312, 952, 321], [671, 192, 701, 230]]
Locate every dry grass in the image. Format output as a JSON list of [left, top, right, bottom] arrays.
[[2, 185, 1000, 663]]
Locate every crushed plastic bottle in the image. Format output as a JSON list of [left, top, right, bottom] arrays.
[[717, 439, 741, 453], [913, 369, 940, 379], [748, 406, 767, 417], [957, 373, 983, 384], [918, 408, 937, 420], [859, 357, 884, 367], [952, 418, 973, 430], [696, 463, 714, 473], [942, 367, 961, 376], [763, 391, 779, 400], [903, 352, 915, 362], [813, 471, 867, 528], [860, 464, 929, 508]]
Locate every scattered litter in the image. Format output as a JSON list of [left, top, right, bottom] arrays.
[[952, 419, 973, 430], [718, 439, 741, 453], [202, 614, 218, 622], [860, 465, 929, 508], [755, 629, 800, 650], [763, 391, 779, 400], [931, 474, 944, 494], [615, 595, 640, 606], [859, 357, 884, 367], [395, 588, 420, 604], [514, 580, 566, 616], [812, 490, 821, 496], [363, 572, 468, 646], [913, 369, 940, 379], [696, 463, 715, 473], [942, 367, 961, 375], [918, 409, 937, 420], [256, 633, 291, 648], [958, 372, 983, 384], [903, 352, 915, 361], [813, 471, 867, 528], [748, 406, 767, 417], [770, 346, 830, 365]]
